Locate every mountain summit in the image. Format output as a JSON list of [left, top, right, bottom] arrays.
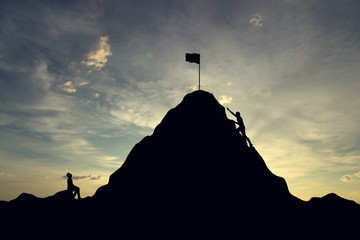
[[2, 90, 359, 237], [95, 90, 299, 211]]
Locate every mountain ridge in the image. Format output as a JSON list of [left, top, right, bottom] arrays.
[[1, 90, 359, 237]]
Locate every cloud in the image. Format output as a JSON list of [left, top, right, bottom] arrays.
[[57, 80, 91, 93], [79, 81, 89, 86], [57, 81, 77, 93], [62, 174, 102, 181], [72, 175, 89, 180], [340, 172, 360, 182], [82, 35, 112, 70], [217, 95, 232, 105], [90, 175, 102, 180], [0, 169, 15, 178], [188, 85, 200, 91], [249, 13, 265, 28], [340, 174, 354, 182]]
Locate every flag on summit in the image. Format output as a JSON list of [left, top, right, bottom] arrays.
[[185, 53, 201, 90], [186, 53, 200, 64]]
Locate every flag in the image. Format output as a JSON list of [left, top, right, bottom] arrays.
[[186, 53, 200, 64]]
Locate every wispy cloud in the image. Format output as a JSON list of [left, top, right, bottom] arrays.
[[0, 169, 15, 178], [341, 174, 354, 182], [249, 13, 265, 28], [79, 81, 89, 86], [62, 174, 102, 181], [57, 81, 77, 93], [341, 172, 360, 182], [217, 95, 232, 105], [188, 85, 200, 91], [82, 35, 112, 70]]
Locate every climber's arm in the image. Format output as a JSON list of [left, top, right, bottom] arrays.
[[227, 107, 236, 117]]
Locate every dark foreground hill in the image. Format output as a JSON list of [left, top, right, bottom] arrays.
[[1, 90, 359, 237]]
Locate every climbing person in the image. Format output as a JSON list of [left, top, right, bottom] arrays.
[[227, 107, 253, 147], [66, 172, 81, 199]]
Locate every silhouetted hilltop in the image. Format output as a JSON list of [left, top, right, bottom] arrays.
[[92, 90, 359, 235], [94, 90, 301, 211], [2, 90, 359, 237]]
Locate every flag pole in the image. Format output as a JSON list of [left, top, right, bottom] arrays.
[[199, 62, 200, 90], [185, 53, 200, 90]]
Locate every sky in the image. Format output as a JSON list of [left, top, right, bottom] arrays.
[[1, 0, 360, 202]]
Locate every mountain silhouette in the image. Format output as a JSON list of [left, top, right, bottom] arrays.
[[93, 91, 302, 220], [1, 90, 359, 237]]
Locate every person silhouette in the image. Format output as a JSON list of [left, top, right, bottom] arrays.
[[227, 107, 253, 147], [66, 172, 81, 199]]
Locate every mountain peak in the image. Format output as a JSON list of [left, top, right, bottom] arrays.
[[181, 89, 220, 106], [152, 90, 227, 136], [95, 90, 295, 211]]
